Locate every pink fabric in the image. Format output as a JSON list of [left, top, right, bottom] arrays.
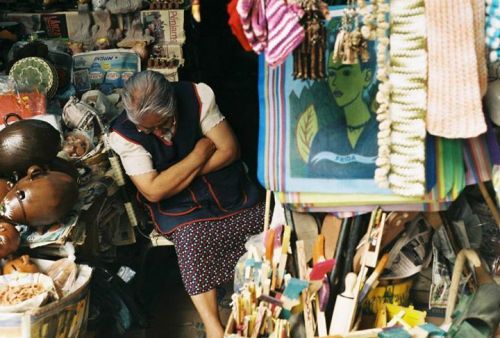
[[264, 0, 304, 67], [237, 0, 304, 67], [228, 0, 253, 51], [237, 0, 267, 53]]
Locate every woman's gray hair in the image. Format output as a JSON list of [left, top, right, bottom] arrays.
[[122, 70, 176, 124]]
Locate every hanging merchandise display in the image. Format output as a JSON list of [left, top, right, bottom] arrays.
[[258, 6, 434, 206], [272, 130, 494, 215], [258, 7, 383, 195], [292, 0, 327, 80], [330, 1, 368, 65], [237, 0, 268, 54], [361, 0, 392, 190], [382, 0, 427, 197], [424, 0, 488, 138], [257, 4, 495, 212], [237, 0, 305, 67]]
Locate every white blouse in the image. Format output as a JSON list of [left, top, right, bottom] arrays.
[[109, 83, 225, 176]]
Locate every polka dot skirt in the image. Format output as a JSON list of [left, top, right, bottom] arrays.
[[166, 202, 265, 295]]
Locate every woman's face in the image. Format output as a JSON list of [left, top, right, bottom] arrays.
[[327, 59, 371, 108], [135, 112, 175, 136]]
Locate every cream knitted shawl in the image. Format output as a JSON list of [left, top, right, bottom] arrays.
[[425, 0, 487, 138]]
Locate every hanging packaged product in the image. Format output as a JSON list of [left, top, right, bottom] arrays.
[[72, 49, 140, 94]]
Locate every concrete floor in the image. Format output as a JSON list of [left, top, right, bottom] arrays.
[[120, 282, 232, 338], [84, 246, 232, 338]]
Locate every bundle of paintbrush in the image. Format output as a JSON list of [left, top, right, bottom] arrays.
[[227, 225, 328, 337], [226, 225, 296, 337]]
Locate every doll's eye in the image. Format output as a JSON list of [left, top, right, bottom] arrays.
[[16, 190, 25, 200]]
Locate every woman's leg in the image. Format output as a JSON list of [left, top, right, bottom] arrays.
[[190, 289, 224, 338]]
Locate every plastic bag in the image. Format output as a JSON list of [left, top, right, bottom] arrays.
[[46, 242, 78, 297], [233, 232, 265, 293], [0, 76, 46, 124]]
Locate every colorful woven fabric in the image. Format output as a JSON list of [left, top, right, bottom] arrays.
[[257, 6, 493, 212], [257, 50, 388, 194]]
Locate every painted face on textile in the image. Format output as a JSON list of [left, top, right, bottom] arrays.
[[327, 58, 372, 108], [136, 112, 176, 137]]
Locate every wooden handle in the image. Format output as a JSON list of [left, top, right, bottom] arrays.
[[264, 229, 275, 262], [27, 165, 44, 180], [313, 234, 325, 265], [263, 190, 271, 232], [3, 112, 22, 126], [444, 249, 482, 324]]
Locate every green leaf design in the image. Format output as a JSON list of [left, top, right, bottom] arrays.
[[296, 105, 318, 163]]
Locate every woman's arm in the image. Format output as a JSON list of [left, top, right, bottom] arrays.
[[130, 138, 215, 202], [199, 120, 240, 175]]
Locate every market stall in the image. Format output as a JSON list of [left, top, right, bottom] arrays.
[[225, 0, 500, 337], [0, 0, 499, 337]]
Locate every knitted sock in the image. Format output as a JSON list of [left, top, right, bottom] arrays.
[[425, 0, 486, 138]]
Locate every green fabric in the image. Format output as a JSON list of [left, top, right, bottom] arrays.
[[442, 138, 455, 197], [451, 140, 465, 199]]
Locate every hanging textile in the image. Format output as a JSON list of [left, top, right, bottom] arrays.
[[424, 0, 487, 138], [382, 0, 427, 197], [257, 5, 493, 212], [258, 7, 390, 195], [237, 0, 305, 67], [227, 0, 253, 51]]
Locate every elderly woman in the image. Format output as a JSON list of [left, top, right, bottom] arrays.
[[109, 70, 263, 338]]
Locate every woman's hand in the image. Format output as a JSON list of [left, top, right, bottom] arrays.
[[193, 137, 216, 162], [128, 137, 216, 202], [198, 120, 240, 175]]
